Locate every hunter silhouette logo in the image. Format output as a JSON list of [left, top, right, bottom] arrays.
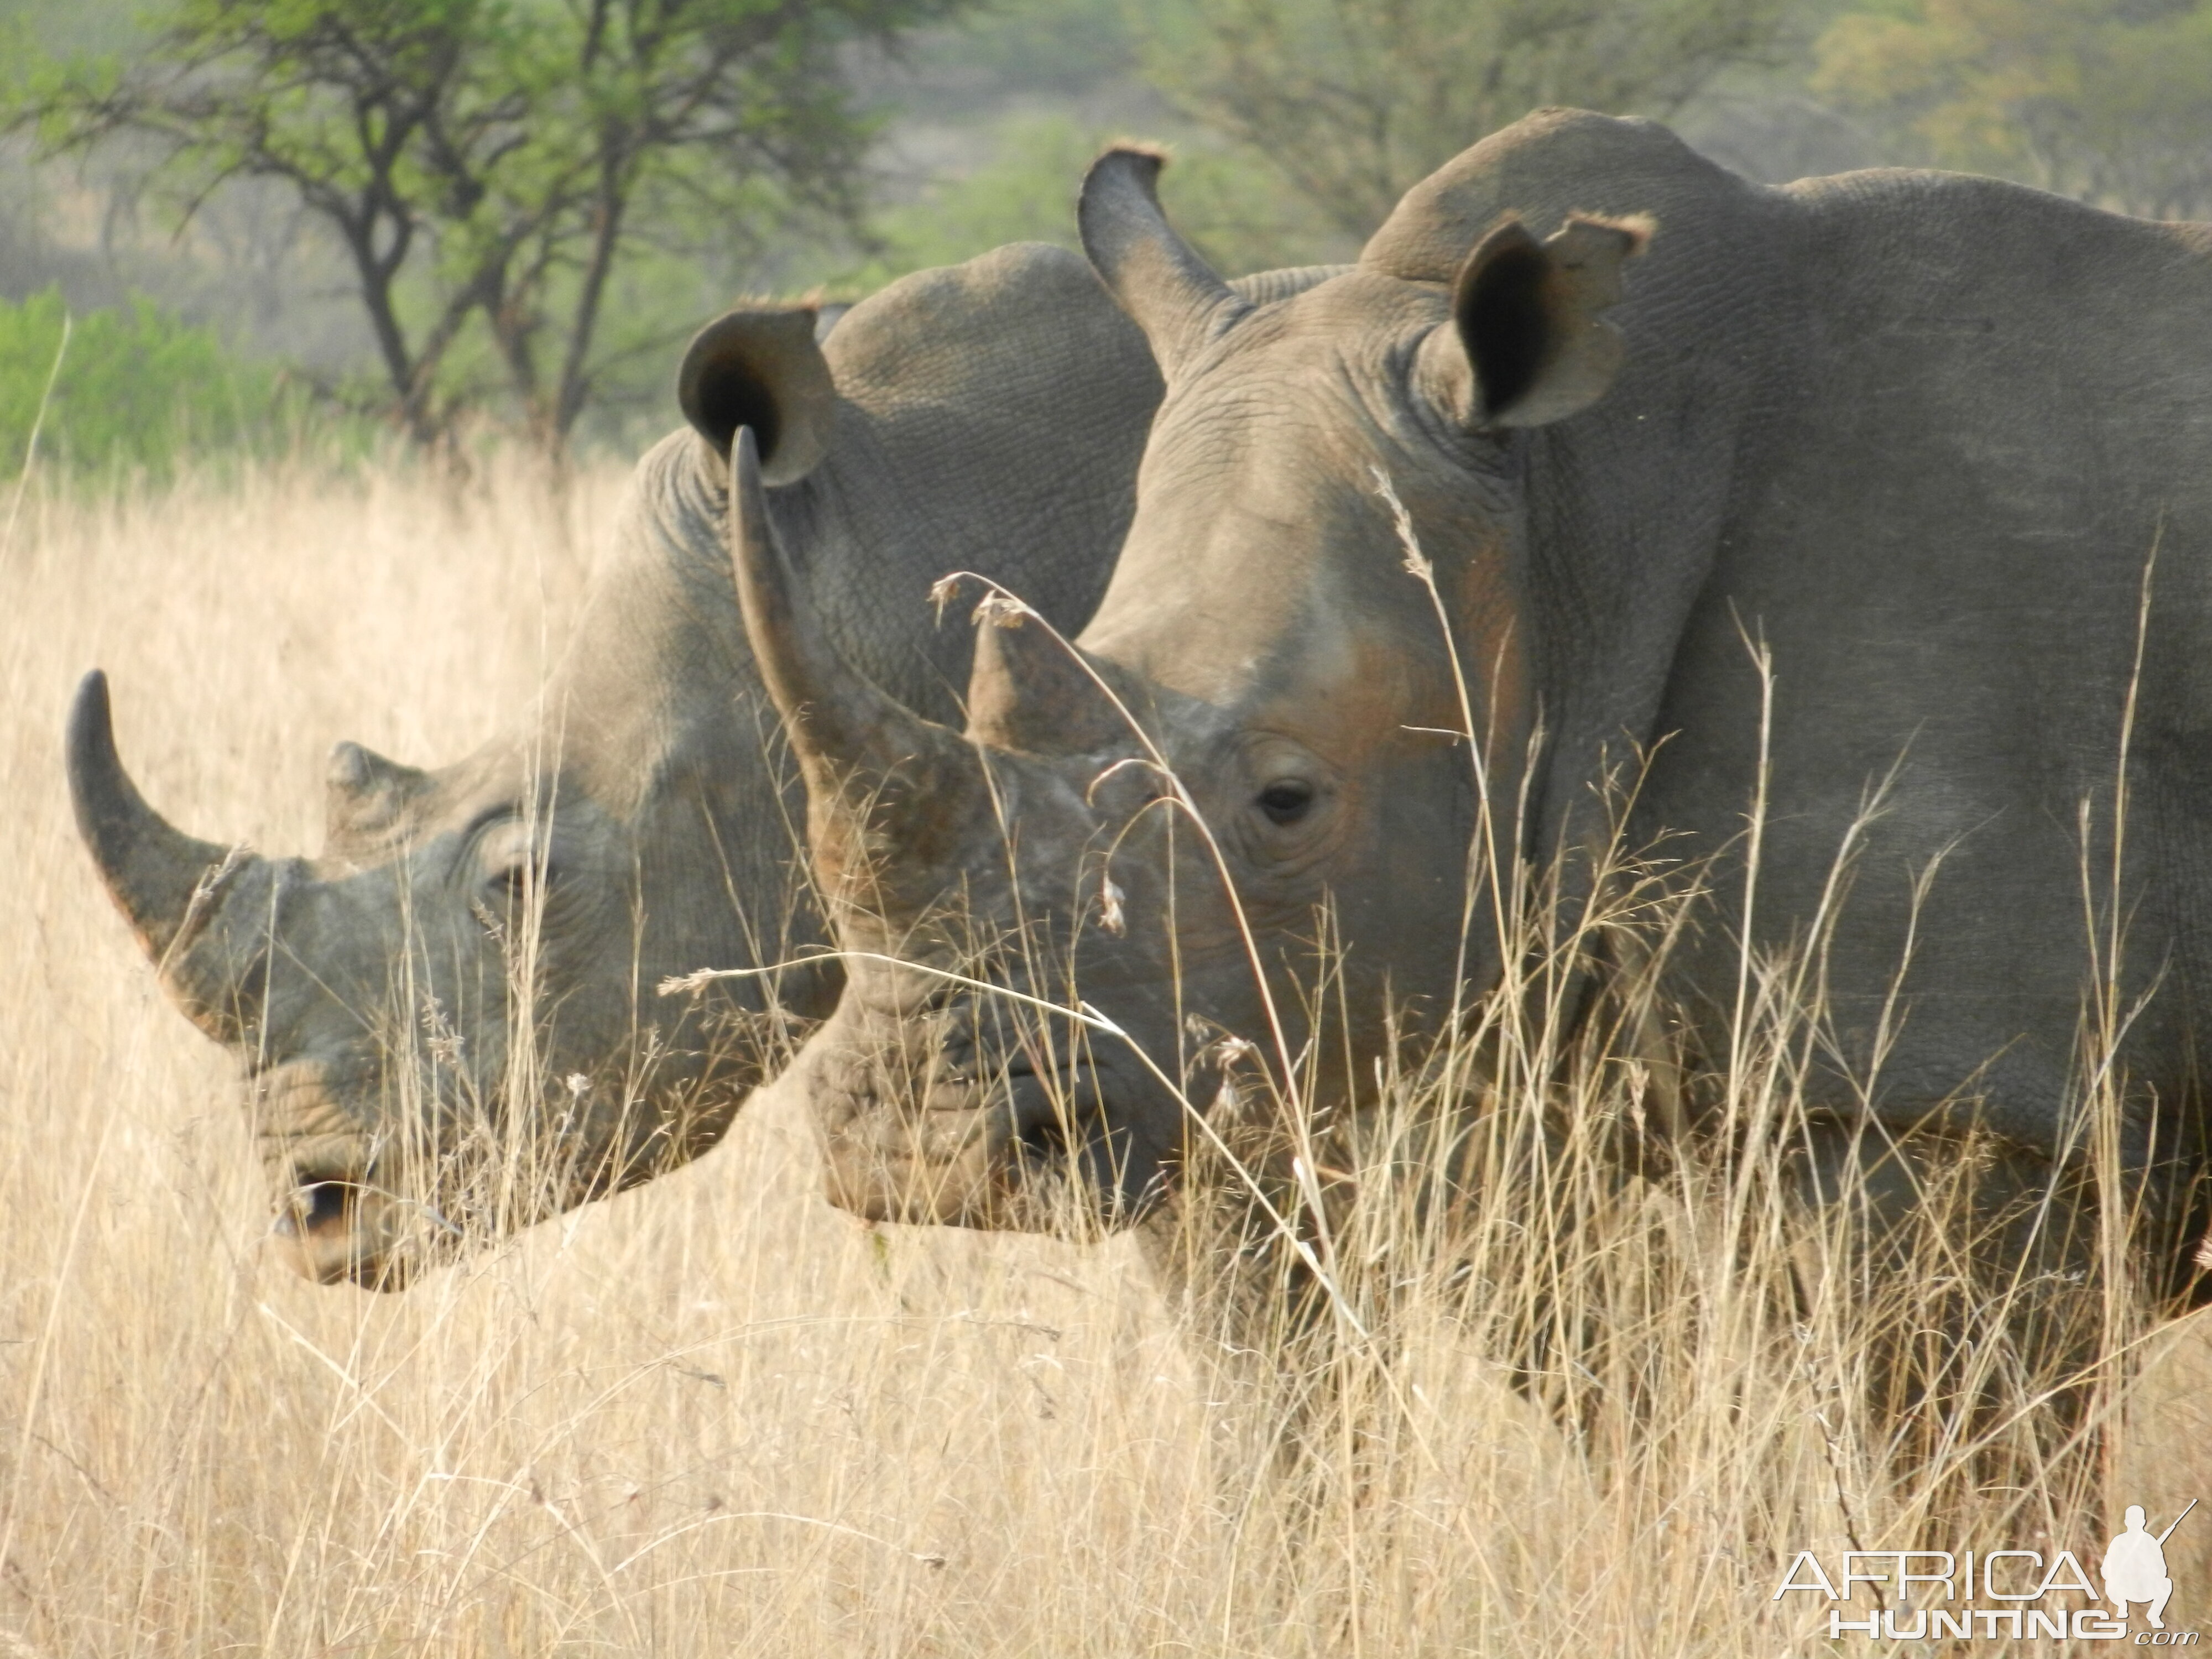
[[2106, 1503, 2194, 1631], [1773, 1500, 2200, 1641]]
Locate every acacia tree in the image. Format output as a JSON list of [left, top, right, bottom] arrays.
[[13, 0, 965, 450], [1813, 0, 2212, 221], [1142, 0, 1796, 242]]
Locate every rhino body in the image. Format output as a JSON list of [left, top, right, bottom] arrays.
[[70, 242, 1340, 1287], [751, 112, 2212, 1306]]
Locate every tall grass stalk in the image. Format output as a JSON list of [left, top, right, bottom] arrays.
[[1, 310, 70, 564], [758, 477, 2204, 1646], [2, 453, 2208, 1655]]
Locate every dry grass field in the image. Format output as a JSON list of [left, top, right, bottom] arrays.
[[7, 450, 2212, 1656]]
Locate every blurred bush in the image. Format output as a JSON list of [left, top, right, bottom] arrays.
[[842, 114, 1353, 291], [1139, 0, 1796, 242], [0, 286, 312, 477], [1815, 0, 2212, 219]]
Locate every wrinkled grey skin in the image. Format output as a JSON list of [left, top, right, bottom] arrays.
[[69, 242, 1342, 1288], [754, 112, 2212, 1310]]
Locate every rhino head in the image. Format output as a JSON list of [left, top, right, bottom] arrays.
[[70, 234, 1359, 1280], [747, 137, 1655, 1229], [70, 662, 832, 1287], [67, 310, 849, 1286], [68, 237, 1209, 1285]]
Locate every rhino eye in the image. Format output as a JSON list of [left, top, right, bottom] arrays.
[[1256, 779, 1316, 826]]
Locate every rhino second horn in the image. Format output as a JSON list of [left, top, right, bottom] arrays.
[[326, 739, 430, 848], [66, 669, 243, 962], [1078, 147, 1248, 382], [965, 608, 1128, 755]]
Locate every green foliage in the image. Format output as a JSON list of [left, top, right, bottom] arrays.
[[1141, 0, 1797, 240], [1814, 0, 2212, 217], [920, 0, 1140, 93], [0, 287, 305, 477], [843, 114, 1349, 290], [838, 117, 1091, 286], [0, 0, 143, 56], [8, 0, 975, 452]]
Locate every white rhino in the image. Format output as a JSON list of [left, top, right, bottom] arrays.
[[740, 114, 2212, 1450], [67, 242, 1340, 1287]]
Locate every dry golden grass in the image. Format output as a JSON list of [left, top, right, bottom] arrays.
[[5, 451, 2212, 1656]]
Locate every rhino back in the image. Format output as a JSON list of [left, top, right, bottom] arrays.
[[1639, 169, 2212, 1140], [1350, 117, 2212, 1147]]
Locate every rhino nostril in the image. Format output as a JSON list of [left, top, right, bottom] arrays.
[[1011, 1089, 1068, 1161], [279, 1178, 359, 1239], [1006, 1061, 1087, 1162]]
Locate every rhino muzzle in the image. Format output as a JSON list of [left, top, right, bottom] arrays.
[[248, 1056, 424, 1289], [805, 1001, 1163, 1230]]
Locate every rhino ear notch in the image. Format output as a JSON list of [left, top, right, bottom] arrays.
[[964, 606, 1127, 755], [677, 306, 835, 486], [1422, 212, 1653, 432]]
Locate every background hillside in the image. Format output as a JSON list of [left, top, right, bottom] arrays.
[[11, 0, 2161, 462]]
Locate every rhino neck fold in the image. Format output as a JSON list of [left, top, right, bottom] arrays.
[[1439, 123, 1796, 865], [528, 432, 831, 1010], [541, 433, 761, 813]]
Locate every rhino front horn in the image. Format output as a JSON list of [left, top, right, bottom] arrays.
[[67, 670, 238, 957], [728, 428, 903, 782], [726, 428, 982, 896], [67, 670, 268, 1039]]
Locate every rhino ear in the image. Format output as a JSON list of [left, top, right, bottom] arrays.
[[1079, 146, 1248, 380], [677, 307, 835, 486], [1422, 213, 1652, 431], [964, 604, 1126, 755]]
